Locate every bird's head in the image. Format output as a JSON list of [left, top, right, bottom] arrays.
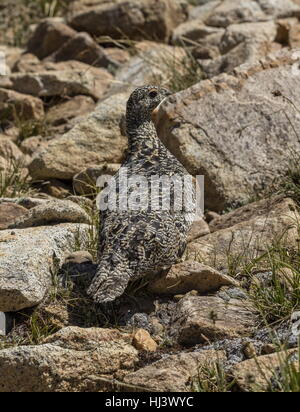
[[126, 85, 172, 129]]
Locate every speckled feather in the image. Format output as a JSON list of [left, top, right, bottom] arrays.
[[87, 86, 195, 303]]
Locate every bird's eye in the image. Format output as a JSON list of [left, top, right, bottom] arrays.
[[149, 90, 158, 98]]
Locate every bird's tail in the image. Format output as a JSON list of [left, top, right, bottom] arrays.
[[87, 259, 133, 304]]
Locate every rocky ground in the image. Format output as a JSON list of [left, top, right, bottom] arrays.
[[0, 0, 300, 392]]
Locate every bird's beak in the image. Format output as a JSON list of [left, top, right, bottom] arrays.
[[151, 96, 169, 122]]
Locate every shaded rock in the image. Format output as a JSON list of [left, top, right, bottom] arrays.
[[8, 199, 90, 229], [132, 329, 158, 352], [73, 163, 120, 195], [187, 198, 300, 270], [232, 349, 298, 392], [38, 179, 72, 199], [173, 295, 256, 345], [61, 250, 97, 284], [46, 95, 96, 127], [148, 260, 238, 296], [49, 32, 116, 69], [205, 211, 220, 223], [124, 350, 226, 392], [155, 50, 300, 210], [0, 223, 90, 312], [0, 88, 44, 121], [0, 197, 51, 210], [29, 92, 128, 180], [68, 0, 187, 42], [172, 19, 225, 47], [0, 312, 6, 335], [0, 137, 23, 161], [12, 53, 44, 73], [187, 217, 210, 242], [0, 326, 139, 392], [0, 202, 27, 230], [27, 18, 77, 59]]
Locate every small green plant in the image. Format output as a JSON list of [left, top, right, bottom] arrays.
[[71, 209, 100, 261], [0, 157, 36, 198], [267, 345, 300, 392], [37, 0, 66, 18], [0, 0, 67, 47], [248, 260, 300, 325], [279, 156, 300, 206], [252, 342, 300, 393], [24, 311, 60, 345], [148, 46, 204, 93], [192, 361, 234, 392], [16, 118, 49, 145]]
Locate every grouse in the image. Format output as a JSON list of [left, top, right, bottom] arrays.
[[87, 85, 196, 303]]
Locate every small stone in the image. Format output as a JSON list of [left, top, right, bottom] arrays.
[[243, 342, 257, 359], [132, 329, 158, 352], [64, 251, 93, 265], [261, 344, 276, 355]]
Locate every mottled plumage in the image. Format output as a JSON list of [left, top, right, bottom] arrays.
[[87, 86, 195, 303]]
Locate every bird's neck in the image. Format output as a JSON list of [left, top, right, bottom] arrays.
[[126, 120, 162, 155]]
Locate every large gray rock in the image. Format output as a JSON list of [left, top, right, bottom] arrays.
[[155, 50, 300, 210], [124, 349, 226, 391], [0, 61, 113, 100], [148, 260, 238, 296], [190, 0, 300, 27], [187, 197, 300, 271], [68, 0, 187, 42], [173, 295, 256, 345], [8, 200, 90, 229], [0, 327, 139, 392], [29, 92, 128, 180], [0, 223, 89, 312]]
